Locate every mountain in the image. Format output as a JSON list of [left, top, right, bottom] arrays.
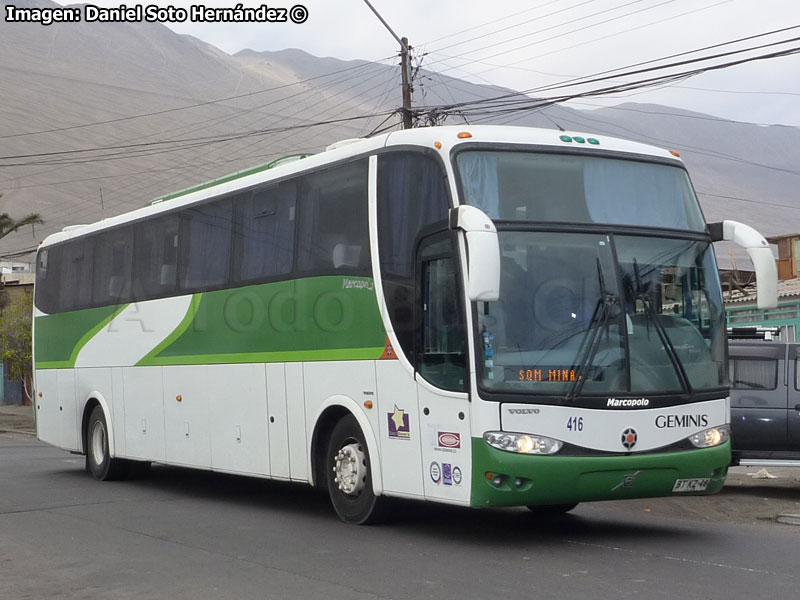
[[1, 0, 798, 271]]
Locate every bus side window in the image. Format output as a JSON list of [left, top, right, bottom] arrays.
[[418, 237, 466, 392], [232, 183, 296, 282], [133, 215, 179, 300], [59, 238, 94, 311], [377, 151, 450, 365], [92, 228, 133, 305], [296, 160, 369, 275], [35, 247, 60, 314], [179, 199, 234, 291]]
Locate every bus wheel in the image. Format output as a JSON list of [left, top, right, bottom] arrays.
[[86, 405, 127, 481], [526, 503, 579, 514], [325, 415, 386, 525]]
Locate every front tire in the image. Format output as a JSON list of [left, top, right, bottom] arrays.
[[86, 405, 127, 481], [325, 415, 386, 525]]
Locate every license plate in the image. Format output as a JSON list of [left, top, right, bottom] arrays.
[[672, 478, 710, 492]]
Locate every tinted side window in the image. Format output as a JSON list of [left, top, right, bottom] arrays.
[[419, 237, 466, 392], [296, 160, 369, 274], [35, 247, 60, 314], [133, 215, 179, 300], [59, 238, 93, 311], [377, 152, 450, 363], [179, 200, 233, 291], [92, 228, 133, 305], [232, 182, 296, 282], [731, 358, 778, 390]]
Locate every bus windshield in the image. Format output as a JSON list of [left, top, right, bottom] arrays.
[[475, 232, 727, 398], [456, 150, 706, 231]]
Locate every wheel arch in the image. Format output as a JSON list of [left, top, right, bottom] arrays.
[[80, 392, 114, 457], [309, 396, 383, 496]]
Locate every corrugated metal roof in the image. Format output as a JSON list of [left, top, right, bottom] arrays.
[[725, 277, 800, 304]]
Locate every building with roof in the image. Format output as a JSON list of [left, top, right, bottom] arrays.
[[725, 277, 800, 341]]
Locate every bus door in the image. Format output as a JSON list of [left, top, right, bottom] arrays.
[[788, 345, 800, 451], [729, 342, 788, 451], [415, 233, 472, 503]]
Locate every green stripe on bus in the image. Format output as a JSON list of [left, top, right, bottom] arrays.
[[136, 294, 203, 366], [470, 437, 730, 508], [34, 304, 128, 368], [137, 276, 387, 366], [139, 346, 386, 366]]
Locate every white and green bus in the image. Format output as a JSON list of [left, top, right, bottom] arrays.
[[33, 125, 777, 524]]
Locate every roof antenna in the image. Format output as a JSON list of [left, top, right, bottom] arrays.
[[538, 109, 565, 132]]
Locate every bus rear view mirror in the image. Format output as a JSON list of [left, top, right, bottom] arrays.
[[450, 205, 500, 302], [708, 220, 777, 309]]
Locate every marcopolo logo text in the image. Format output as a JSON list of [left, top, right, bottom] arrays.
[[607, 398, 650, 407]]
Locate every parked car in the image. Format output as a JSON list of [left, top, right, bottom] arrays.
[[729, 339, 800, 466]]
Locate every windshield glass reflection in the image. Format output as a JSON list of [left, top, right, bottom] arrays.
[[477, 232, 726, 397]]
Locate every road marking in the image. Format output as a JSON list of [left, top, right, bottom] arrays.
[[567, 540, 785, 577]]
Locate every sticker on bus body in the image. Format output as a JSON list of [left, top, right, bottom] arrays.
[[388, 405, 411, 439], [672, 478, 710, 493]]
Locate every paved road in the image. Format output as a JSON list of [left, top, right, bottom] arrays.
[[1, 433, 799, 600]]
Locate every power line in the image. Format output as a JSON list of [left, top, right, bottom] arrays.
[[423, 0, 678, 73], [421, 0, 564, 46], [565, 100, 789, 127], [425, 0, 733, 82], [425, 0, 599, 55], [418, 35, 800, 117], [0, 57, 393, 140], [539, 104, 800, 177], [695, 191, 800, 211], [0, 111, 394, 168]]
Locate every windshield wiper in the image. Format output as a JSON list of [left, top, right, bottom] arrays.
[[566, 258, 619, 401], [632, 260, 693, 397]]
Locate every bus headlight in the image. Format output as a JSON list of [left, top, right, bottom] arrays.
[[688, 425, 730, 448], [484, 431, 563, 455]]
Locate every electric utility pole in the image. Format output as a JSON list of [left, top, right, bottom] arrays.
[[399, 36, 413, 129], [362, 1, 413, 128]]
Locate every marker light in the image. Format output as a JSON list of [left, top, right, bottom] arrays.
[[457, 131, 472, 139], [689, 425, 730, 448], [484, 431, 563, 455], [434, 141, 442, 149], [669, 149, 681, 157]]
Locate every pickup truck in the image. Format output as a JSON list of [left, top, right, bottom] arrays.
[[729, 340, 800, 466]]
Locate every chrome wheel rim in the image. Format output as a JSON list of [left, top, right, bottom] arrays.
[[332, 442, 367, 496], [90, 421, 106, 466]]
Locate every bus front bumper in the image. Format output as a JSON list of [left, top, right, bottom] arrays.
[[471, 438, 730, 508]]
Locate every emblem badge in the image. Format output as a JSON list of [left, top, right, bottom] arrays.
[[621, 427, 638, 450], [430, 462, 442, 484], [437, 432, 461, 449]]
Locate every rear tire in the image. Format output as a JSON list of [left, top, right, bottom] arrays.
[[325, 415, 386, 525], [526, 503, 579, 514], [85, 405, 127, 481]]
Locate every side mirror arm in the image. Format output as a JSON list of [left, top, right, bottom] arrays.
[[708, 220, 777, 309], [450, 206, 500, 302]]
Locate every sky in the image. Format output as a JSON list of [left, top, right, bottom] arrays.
[[48, 0, 800, 125]]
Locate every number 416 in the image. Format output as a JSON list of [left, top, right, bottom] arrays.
[[566, 416, 584, 432]]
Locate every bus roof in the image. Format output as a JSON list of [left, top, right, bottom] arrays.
[[40, 125, 682, 248]]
